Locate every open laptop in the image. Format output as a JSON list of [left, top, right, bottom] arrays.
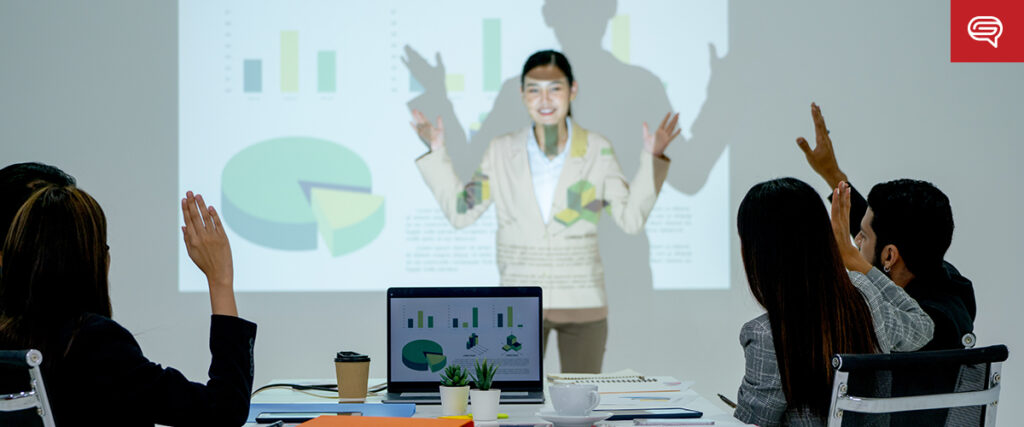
[[383, 286, 545, 404]]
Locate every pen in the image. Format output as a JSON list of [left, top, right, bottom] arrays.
[[633, 420, 714, 426], [717, 393, 737, 409]]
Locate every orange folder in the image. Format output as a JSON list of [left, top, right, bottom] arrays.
[[299, 416, 472, 427]]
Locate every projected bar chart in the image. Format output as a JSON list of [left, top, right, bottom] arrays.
[[445, 74, 465, 92], [482, 18, 500, 91], [318, 51, 336, 93], [281, 31, 298, 92], [409, 18, 500, 93], [244, 60, 262, 93], [235, 30, 339, 95], [611, 15, 630, 63]]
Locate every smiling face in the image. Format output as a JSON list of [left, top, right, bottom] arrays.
[[521, 64, 577, 126]]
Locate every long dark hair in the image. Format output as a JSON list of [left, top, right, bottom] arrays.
[[737, 178, 879, 417], [521, 50, 575, 116], [0, 185, 111, 359], [0, 162, 76, 244]]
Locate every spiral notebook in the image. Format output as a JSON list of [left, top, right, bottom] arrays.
[[547, 369, 697, 409], [547, 369, 690, 393]]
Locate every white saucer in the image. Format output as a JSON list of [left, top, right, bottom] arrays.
[[535, 409, 613, 427]]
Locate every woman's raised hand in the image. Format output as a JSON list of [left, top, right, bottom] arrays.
[[181, 191, 238, 316], [643, 112, 681, 157], [410, 109, 445, 151], [830, 182, 871, 274]]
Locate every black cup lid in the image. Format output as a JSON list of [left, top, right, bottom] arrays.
[[335, 351, 370, 362]]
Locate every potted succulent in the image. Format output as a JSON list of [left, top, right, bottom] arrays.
[[439, 364, 470, 416], [469, 359, 501, 421]]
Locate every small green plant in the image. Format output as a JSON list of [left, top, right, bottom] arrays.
[[471, 359, 500, 390], [439, 364, 469, 387]]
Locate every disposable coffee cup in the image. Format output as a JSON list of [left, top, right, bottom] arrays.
[[334, 351, 370, 402]]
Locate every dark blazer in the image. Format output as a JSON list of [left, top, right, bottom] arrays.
[[1, 314, 256, 426]]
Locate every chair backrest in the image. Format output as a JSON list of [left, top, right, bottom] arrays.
[[826, 344, 1008, 427], [0, 349, 56, 427]]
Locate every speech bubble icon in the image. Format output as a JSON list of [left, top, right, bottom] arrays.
[[968, 16, 1003, 48]]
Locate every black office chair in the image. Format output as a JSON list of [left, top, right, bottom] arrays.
[[826, 344, 1007, 427], [0, 349, 56, 427]]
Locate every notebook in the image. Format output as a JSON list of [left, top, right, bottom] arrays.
[[548, 370, 697, 410], [383, 286, 545, 404], [548, 370, 690, 393]]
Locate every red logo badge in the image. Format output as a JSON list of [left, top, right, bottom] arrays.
[[951, 0, 1024, 62]]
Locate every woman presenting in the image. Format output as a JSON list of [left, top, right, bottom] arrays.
[[410, 50, 679, 372]]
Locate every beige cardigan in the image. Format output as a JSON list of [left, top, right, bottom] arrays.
[[416, 122, 669, 319]]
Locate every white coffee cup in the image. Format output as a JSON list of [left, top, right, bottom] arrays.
[[549, 383, 600, 416]]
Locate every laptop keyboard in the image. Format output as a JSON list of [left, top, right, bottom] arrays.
[[400, 392, 441, 397], [400, 391, 530, 397]]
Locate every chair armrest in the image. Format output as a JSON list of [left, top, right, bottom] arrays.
[[0, 350, 42, 368]]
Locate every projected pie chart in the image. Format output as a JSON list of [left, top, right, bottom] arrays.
[[402, 340, 447, 372], [221, 137, 385, 256]]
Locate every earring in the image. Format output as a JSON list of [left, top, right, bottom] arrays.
[[884, 265, 891, 273]]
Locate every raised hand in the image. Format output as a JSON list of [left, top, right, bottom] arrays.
[[830, 182, 871, 274], [181, 191, 237, 316], [410, 109, 445, 151], [797, 102, 847, 188], [402, 45, 446, 94], [643, 112, 682, 157]]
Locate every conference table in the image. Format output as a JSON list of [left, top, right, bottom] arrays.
[[245, 378, 753, 426]]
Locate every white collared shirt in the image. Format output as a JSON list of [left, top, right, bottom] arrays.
[[525, 118, 572, 224]]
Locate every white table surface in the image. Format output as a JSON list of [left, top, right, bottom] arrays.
[[247, 378, 753, 426]]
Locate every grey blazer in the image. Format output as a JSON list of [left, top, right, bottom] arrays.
[[733, 268, 935, 427]]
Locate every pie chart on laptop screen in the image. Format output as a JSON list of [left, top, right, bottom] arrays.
[[221, 137, 385, 257], [402, 340, 447, 372]]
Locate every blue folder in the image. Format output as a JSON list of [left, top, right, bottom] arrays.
[[247, 403, 416, 423]]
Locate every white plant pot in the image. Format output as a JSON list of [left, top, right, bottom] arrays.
[[439, 385, 470, 416], [470, 388, 501, 421]]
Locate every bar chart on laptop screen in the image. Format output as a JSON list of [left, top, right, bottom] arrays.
[[391, 297, 539, 381], [178, 0, 730, 292]]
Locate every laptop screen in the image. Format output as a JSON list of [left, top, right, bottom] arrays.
[[387, 287, 543, 392]]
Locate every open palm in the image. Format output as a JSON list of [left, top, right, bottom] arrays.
[[643, 112, 682, 157], [410, 109, 444, 150]]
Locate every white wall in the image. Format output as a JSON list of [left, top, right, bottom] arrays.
[[1, 1, 1021, 424]]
